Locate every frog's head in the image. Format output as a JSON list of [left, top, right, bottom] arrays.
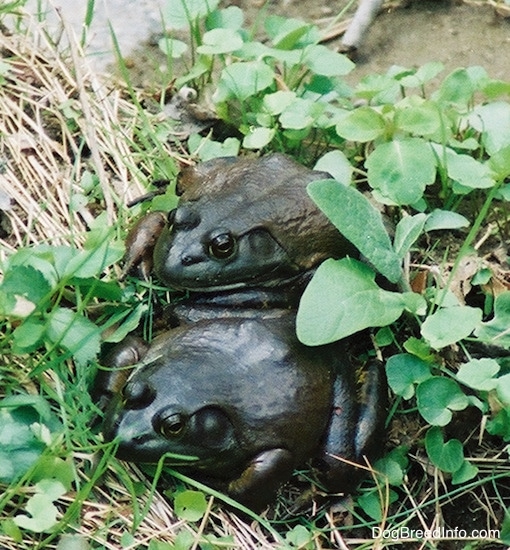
[[153, 153, 353, 291], [104, 371, 237, 463]]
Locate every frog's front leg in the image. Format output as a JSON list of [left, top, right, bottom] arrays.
[[92, 334, 149, 410], [121, 211, 167, 281], [228, 448, 294, 511], [316, 360, 386, 493]]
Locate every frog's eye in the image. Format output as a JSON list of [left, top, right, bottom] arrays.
[[208, 231, 237, 260], [166, 208, 176, 226], [156, 410, 187, 439]]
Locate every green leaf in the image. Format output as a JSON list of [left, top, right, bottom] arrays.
[[373, 447, 409, 486], [424, 209, 469, 231], [435, 68, 475, 106], [451, 459, 478, 484], [188, 134, 240, 161], [302, 44, 354, 77], [279, 98, 324, 130], [335, 107, 386, 142], [205, 6, 243, 29], [456, 358, 500, 391], [157, 38, 188, 58], [0, 396, 61, 483], [174, 490, 208, 521], [285, 525, 314, 549], [242, 126, 275, 149], [63, 236, 123, 279], [393, 213, 427, 258], [214, 61, 275, 102], [308, 179, 402, 283], [445, 151, 494, 190], [47, 307, 101, 366], [163, 0, 220, 29], [357, 488, 398, 521], [366, 138, 436, 205], [12, 318, 46, 354], [475, 292, 510, 347], [196, 28, 243, 54], [469, 101, 510, 155], [314, 150, 352, 185], [0, 265, 52, 316], [488, 145, 510, 180], [416, 377, 469, 426], [403, 337, 435, 361], [425, 426, 464, 472], [262, 90, 296, 115], [296, 258, 406, 345], [496, 373, 510, 406], [14, 479, 66, 533], [487, 409, 510, 441], [394, 102, 441, 136], [385, 354, 432, 399], [265, 16, 319, 49], [399, 61, 444, 87], [421, 306, 482, 349]]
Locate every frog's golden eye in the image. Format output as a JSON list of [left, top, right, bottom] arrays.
[[157, 411, 186, 438], [208, 232, 237, 259]]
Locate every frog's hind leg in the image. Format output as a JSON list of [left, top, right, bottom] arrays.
[[315, 359, 387, 494]]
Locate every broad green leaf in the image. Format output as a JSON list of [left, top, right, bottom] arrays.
[[0, 396, 61, 483], [451, 460, 478, 484], [486, 409, 510, 441], [399, 61, 444, 87], [296, 258, 406, 345], [456, 358, 500, 391], [47, 307, 101, 366], [0, 265, 52, 315], [214, 61, 274, 102], [373, 447, 409, 486], [285, 525, 314, 549], [157, 37, 188, 58], [335, 107, 386, 142], [163, 0, 220, 29], [475, 292, 510, 347], [394, 102, 441, 136], [196, 28, 243, 54], [242, 126, 275, 149], [488, 145, 510, 180], [279, 98, 324, 130], [385, 353, 432, 399], [393, 213, 427, 258], [496, 373, 510, 406], [416, 377, 469, 425], [446, 151, 494, 189], [468, 101, 510, 155], [188, 134, 240, 161], [57, 534, 92, 550], [366, 138, 436, 205], [174, 490, 208, 521], [205, 6, 243, 30], [262, 91, 296, 115], [264, 16, 319, 49], [314, 150, 352, 184], [14, 479, 66, 533], [307, 179, 402, 283], [357, 488, 398, 521], [12, 318, 45, 353], [403, 337, 435, 361], [435, 68, 474, 106], [424, 209, 469, 231], [63, 238, 123, 279], [421, 306, 482, 349], [302, 44, 354, 77], [425, 426, 464, 472]]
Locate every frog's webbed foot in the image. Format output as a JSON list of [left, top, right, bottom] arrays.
[[315, 360, 386, 493], [228, 448, 294, 512], [91, 334, 150, 410]]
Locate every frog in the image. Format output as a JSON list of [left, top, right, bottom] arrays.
[[102, 311, 385, 512], [122, 153, 355, 303]]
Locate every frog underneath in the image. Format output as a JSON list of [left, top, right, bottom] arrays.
[[103, 312, 385, 512]]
